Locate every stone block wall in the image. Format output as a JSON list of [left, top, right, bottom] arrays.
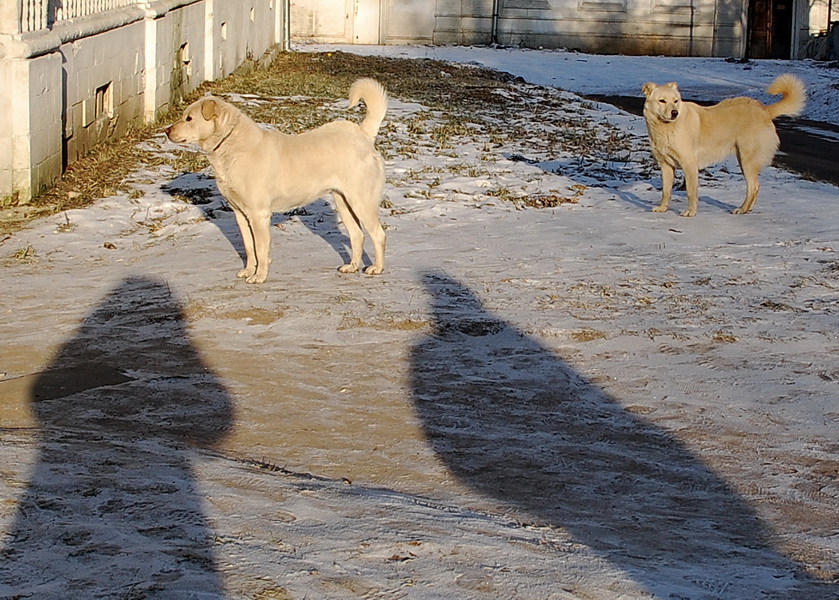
[[62, 19, 147, 166], [0, 0, 287, 204], [293, 0, 750, 59]]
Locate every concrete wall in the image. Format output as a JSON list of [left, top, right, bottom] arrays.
[[382, 1, 436, 44], [291, 0, 353, 43], [0, 0, 287, 204], [61, 18, 147, 166], [432, 0, 747, 56], [488, 0, 745, 56], [1, 49, 63, 203], [292, 0, 752, 57], [800, 0, 839, 57], [434, 0, 495, 46]]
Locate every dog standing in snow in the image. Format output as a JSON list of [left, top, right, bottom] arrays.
[[642, 74, 805, 217], [166, 78, 388, 283]]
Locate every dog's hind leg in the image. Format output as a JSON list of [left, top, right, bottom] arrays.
[[357, 203, 386, 275], [333, 192, 365, 274], [733, 143, 771, 214], [733, 166, 761, 214], [353, 175, 387, 275]]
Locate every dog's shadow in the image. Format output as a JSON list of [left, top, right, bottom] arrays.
[[163, 173, 370, 271], [503, 141, 744, 215], [626, 174, 741, 214], [285, 199, 374, 271]]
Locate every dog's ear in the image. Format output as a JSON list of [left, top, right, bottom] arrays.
[[201, 98, 218, 121], [642, 82, 656, 97], [665, 82, 679, 91]]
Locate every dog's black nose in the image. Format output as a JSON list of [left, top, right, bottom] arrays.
[[671, 110, 679, 119]]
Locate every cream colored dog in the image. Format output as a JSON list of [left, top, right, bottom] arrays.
[[165, 78, 388, 283], [642, 74, 805, 217]]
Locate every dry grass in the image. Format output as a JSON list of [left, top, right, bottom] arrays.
[[1, 50, 638, 234], [0, 51, 517, 234]]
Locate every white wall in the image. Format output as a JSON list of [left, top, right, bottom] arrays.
[[291, 0, 353, 43], [294, 0, 799, 59], [0, 0, 287, 204]]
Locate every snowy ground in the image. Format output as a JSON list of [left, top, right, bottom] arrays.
[[307, 44, 839, 126], [1, 47, 838, 599]]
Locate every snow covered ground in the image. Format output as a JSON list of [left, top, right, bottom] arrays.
[[0, 47, 837, 599]]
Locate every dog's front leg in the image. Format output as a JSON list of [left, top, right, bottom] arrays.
[[232, 208, 258, 280], [246, 210, 273, 284], [652, 161, 675, 213]]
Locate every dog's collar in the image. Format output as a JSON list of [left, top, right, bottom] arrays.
[[209, 125, 235, 153]]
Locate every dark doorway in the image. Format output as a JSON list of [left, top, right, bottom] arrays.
[[748, 0, 793, 58]]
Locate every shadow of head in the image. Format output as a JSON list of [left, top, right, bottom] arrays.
[[409, 270, 827, 597], [30, 274, 233, 446], [2, 276, 233, 597]]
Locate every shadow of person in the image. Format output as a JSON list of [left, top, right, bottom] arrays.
[[0, 276, 233, 599], [410, 270, 828, 598]]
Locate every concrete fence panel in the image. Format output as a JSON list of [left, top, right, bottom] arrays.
[[1, 0, 288, 204]]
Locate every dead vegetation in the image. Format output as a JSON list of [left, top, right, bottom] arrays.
[[1, 50, 641, 234]]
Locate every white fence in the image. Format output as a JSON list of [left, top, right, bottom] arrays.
[[2, 0, 287, 203], [17, 0, 143, 33]]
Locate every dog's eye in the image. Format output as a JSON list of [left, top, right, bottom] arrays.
[[659, 99, 667, 103], [186, 116, 193, 122]]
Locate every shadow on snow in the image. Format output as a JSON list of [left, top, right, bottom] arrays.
[[163, 174, 371, 275], [409, 270, 829, 599], [0, 276, 233, 599]]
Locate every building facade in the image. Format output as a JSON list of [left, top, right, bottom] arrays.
[[292, 0, 837, 59]]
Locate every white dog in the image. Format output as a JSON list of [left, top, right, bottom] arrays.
[[166, 78, 388, 283], [642, 74, 805, 217]]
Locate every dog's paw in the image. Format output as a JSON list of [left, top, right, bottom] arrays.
[[237, 268, 256, 279], [364, 265, 384, 275], [731, 207, 750, 215], [679, 209, 697, 217], [651, 205, 668, 213], [245, 273, 267, 284], [338, 263, 359, 274]]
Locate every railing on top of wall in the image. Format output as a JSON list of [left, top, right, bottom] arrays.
[[18, 0, 143, 34]]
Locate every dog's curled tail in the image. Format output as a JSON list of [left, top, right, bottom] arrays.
[[349, 78, 388, 142], [765, 73, 806, 119]]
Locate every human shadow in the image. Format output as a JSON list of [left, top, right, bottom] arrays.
[[409, 271, 829, 599], [0, 276, 233, 599]]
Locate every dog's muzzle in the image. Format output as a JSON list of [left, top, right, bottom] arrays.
[[164, 125, 181, 143]]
